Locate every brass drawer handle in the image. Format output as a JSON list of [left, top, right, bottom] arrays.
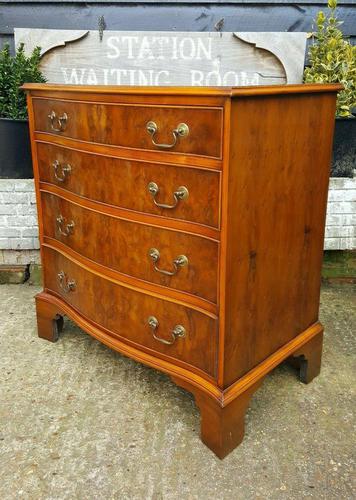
[[147, 316, 186, 345], [148, 181, 189, 209], [57, 271, 76, 293], [146, 121, 189, 149], [149, 248, 188, 276], [52, 160, 71, 182], [56, 214, 75, 237], [48, 110, 68, 132]]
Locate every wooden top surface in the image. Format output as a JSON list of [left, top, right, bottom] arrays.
[[22, 83, 343, 96]]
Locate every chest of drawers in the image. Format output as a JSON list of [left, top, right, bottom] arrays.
[[24, 83, 340, 458]]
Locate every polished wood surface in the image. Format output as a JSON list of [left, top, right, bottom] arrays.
[[24, 83, 341, 458], [41, 191, 219, 303], [43, 246, 217, 376], [34, 131, 223, 170], [32, 97, 223, 158], [23, 82, 341, 96], [172, 327, 324, 459], [40, 181, 220, 242], [288, 329, 323, 384], [36, 141, 221, 228], [221, 91, 337, 387]]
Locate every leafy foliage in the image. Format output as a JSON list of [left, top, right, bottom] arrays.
[[304, 0, 356, 117], [0, 43, 46, 120]]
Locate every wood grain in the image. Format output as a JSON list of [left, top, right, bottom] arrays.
[[42, 239, 218, 317], [25, 83, 340, 458], [221, 91, 338, 387], [16, 29, 307, 85], [36, 141, 221, 228], [34, 132, 223, 170], [42, 246, 218, 377], [39, 182, 220, 240], [23, 82, 342, 96], [32, 97, 223, 158], [40, 191, 219, 303]]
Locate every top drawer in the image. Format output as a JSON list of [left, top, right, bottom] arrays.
[[32, 98, 223, 159]]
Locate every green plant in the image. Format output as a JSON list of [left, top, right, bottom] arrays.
[[0, 43, 46, 120], [304, 0, 356, 117]]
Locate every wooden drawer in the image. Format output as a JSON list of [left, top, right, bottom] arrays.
[[41, 192, 218, 304], [33, 98, 223, 159], [43, 246, 217, 376], [37, 142, 220, 229]]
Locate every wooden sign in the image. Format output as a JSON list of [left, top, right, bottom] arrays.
[[15, 29, 307, 86]]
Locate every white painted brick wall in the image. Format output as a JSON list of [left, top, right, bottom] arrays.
[[325, 177, 356, 250], [0, 176, 355, 260], [0, 179, 39, 251]]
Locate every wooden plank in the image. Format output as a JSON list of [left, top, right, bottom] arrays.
[[15, 28, 307, 85], [22, 82, 342, 95], [2, 0, 356, 4], [2, 5, 355, 37], [0, 35, 14, 51]]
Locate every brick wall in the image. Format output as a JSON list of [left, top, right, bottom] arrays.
[[325, 177, 356, 250], [0, 179, 39, 251], [0, 177, 355, 264]]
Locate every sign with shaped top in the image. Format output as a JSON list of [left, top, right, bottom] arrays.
[[15, 29, 307, 86]]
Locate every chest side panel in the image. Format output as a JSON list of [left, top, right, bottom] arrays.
[[222, 92, 337, 387]]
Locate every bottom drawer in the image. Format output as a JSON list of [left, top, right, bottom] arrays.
[[42, 247, 217, 377]]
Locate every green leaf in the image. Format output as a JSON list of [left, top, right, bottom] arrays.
[[0, 43, 46, 119], [303, 0, 355, 118]]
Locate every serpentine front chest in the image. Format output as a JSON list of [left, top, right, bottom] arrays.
[[24, 82, 340, 458]]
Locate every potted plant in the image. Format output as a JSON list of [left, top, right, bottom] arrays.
[[0, 43, 45, 178], [304, 0, 355, 177]]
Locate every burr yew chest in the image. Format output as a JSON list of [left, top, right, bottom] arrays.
[[24, 83, 340, 458]]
